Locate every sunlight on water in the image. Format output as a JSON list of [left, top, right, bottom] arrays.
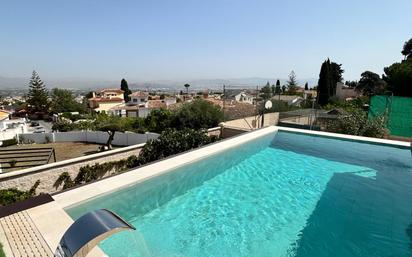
[[67, 131, 412, 257]]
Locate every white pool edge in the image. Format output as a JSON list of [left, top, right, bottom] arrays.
[[276, 126, 411, 147]]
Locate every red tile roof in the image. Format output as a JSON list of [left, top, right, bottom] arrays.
[[100, 88, 124, 93], [89, 97, 124, 102], [147, 100, 167, 109], [130, 91, 149, 97]]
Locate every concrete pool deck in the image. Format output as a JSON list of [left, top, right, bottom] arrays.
[[0, 126, 410, 257]]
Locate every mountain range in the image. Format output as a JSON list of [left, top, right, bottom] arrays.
[[0, 76, 318, 91]]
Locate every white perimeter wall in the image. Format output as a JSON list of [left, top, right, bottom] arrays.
[[17, 131, 159, 146]]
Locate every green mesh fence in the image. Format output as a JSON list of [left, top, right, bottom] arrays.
[[369, 95, 412, 138]]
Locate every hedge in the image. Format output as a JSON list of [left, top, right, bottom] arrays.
[[54, 128, 216, 190]]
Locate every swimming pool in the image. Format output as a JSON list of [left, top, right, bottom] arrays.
[[66, 129, 412, 257]]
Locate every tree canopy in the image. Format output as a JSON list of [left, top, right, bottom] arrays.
[[401, 37, 412, 60], [260, 82, 272, 99], [184, 83, 190, 94], [356, 71, 387, 96], [144, 109, 173, 133], [95, 115, 132, 149], [27, 71, 49, 113], [383, 59, 412, 97], [50, 88, 85, 113], [172, 99, 223, 129]]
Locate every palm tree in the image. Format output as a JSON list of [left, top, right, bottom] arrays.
[[184, 83, 190, 94]]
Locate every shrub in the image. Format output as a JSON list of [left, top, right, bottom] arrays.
[[55, 155, 139, 189], [326, 110, 388, 138], [53, 129, 218, 190], [138, 128, 217, 165], [0, 180, 40, 206], [144, 109, 173, 133], [54, 172, 74, 190], [171, 99, 224, 130], [52, 120, 76, 132]]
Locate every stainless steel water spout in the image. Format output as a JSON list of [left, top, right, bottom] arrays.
[[54, 209, 135, 257]]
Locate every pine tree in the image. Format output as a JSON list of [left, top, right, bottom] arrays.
[[304, 82, 309, 90], [27, 71, 49, 112], [184, 84, 190, 94], [260, 82, 272, 99], [286, 71, 299, 93], [120, 78, 132, 102]]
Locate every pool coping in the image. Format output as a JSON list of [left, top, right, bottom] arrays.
[[276, 126, 411, 148], [21, 126, 410, 257]]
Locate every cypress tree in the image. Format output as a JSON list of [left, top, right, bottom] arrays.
[[304, 82, 309, 90], [317, 59, 344, 105], [27, 70, 49, 112], [120, 78, 132, 102], [275, 79, 281, 94], [317, 60, 331, 106]]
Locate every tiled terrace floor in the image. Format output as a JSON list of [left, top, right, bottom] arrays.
[[0, 211, 52, 257]]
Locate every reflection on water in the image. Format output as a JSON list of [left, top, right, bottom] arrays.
[[67, 131, 412, 257]]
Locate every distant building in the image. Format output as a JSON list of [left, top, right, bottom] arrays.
[[273, 95, 304, 106], [336, 82, 360, 100], [224, 90, 255, 104], [111, 97, 173, 118], [303, 90, 317, 100], [0, 110, 11, 131], [163, 97, 177, 107], [129, 91, 149, 106], [88, 89, 125, 113]]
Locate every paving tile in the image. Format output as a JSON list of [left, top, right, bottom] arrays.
[[0, 211, 53, 257]]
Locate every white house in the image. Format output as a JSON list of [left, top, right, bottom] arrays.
[[129, 91, 149, 106], [273, 95, 304, 106], [88, 89, 125, 113], [163, 97, 177, 107], [225, 90, 255, 104]]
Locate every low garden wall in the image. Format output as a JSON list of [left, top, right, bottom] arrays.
[[221, 126, 250, 138], [0, 144, 144, 194], [17, 131, 159, 146], [207, 127, 222, 138]]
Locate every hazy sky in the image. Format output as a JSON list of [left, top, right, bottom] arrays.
[[1, 0, 411, 82]]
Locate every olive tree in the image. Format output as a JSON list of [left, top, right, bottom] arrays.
[[95, 115, 132, 149]]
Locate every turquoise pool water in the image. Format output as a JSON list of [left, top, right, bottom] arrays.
[[67, 131, 412, 257]]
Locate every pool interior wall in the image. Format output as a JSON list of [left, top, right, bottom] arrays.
[[67, 131, 412, 257]]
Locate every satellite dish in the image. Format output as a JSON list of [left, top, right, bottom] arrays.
[[264, 100, 272, 110]]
